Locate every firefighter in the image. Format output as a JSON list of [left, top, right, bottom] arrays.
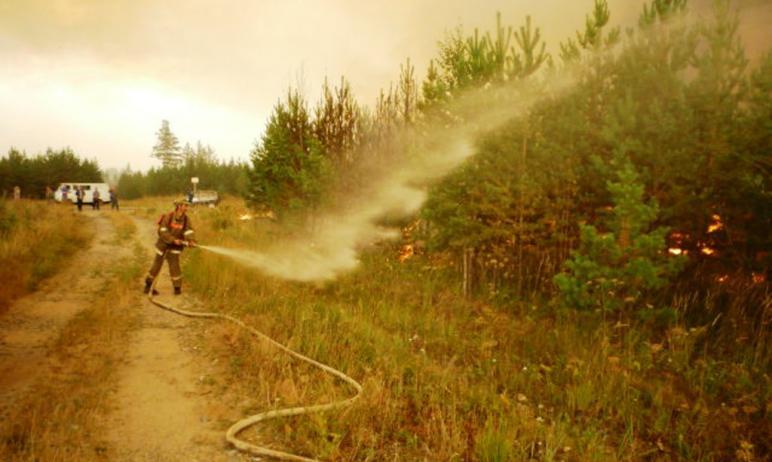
[[144, 199, 196, 295]]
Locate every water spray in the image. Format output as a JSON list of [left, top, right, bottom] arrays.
[[193, 75, 575, 283], [146, 58, 580, 461]]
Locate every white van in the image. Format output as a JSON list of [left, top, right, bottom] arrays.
[[54, 183, 111, 204]]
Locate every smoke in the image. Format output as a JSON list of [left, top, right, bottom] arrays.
[[201, 73, 575, 282]]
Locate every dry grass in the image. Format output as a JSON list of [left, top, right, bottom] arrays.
[[178, 198, 770, 461], [0, 199, 92, 313], [0, 212, 144, 462]]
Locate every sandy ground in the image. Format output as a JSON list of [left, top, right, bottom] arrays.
[[0, 211, 252, 462], [104, 214, 251, 462]]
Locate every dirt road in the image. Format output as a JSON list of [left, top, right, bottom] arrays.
[[0, 211, 249, 462], [106, 215, 243, 462]]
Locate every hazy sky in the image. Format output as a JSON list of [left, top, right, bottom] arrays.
[[0, 0, 769, 172]]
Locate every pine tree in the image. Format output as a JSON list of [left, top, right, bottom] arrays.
[[313, 77, 361, 166], [554, 158, 684, 312], [247, 90, 330, 218], [152, 120, 182, 168], [194, 141, 216, 165], [732, 51, 772, 274], [398, 58, 419, 125], [421, 12, 551, 296], [420, 60, 449, 108], [560, 0, 620, 63], [182, 142, 195, 162]]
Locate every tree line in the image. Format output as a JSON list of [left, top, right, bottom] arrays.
[[0, 148, 102, 199], [0, 141, 249, 202], [117, 126, 249, 199]]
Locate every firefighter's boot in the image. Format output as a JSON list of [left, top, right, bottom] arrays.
[[174, 287, 182, 296], [143, 279, 159, 296]]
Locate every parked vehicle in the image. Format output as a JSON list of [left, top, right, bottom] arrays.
[[54, 183, 111, 204], [190, 190, 219, 206]]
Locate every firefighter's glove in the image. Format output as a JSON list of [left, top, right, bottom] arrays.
[[174, 239, 183, 246], [186, 239, 198, 248]]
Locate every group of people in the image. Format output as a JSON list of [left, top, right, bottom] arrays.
[[65, 186, 119, 212]]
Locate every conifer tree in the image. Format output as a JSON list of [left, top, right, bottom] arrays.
[[151, 120, 182, 168], [182, 142, 195, 162], [247, 90, 330, 218], [313, 77, 361, 166], [398, 58, 419, 125], [420, 60, 449, 108], [554, 158, 684, 312], [421, 12, 550, 295]]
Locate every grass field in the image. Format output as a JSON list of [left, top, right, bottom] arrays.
[[0, 199, 93, 313], [127, 196, 769, 461], [1, 196, 766, 460]]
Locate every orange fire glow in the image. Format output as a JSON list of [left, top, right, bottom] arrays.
[[669, 248, 683, 255], [707, 214, 723, 233], [701, 247, 716, 256], [752, 273, 766, 284], [399, 244, 414, 263]]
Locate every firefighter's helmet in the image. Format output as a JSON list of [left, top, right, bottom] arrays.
[[174, 198, 189, 207]]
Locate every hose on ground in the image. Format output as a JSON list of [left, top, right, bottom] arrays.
[[147, 270, 362, 462]]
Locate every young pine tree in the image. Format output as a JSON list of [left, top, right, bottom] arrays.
[[247, 90, 330, 219], [554, 158, 684, 312]]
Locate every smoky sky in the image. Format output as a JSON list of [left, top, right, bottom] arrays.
[[0, 0, 769, 172]]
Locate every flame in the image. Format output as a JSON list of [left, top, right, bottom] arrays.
[[237, 210, 277, 221], [701, 247, 715, 256], [669, 248, 683, 255], [717, 274, 729, 283], [398, 244, 414, 263], [752, 273, 766, 284], [707, 214, 723, 233]]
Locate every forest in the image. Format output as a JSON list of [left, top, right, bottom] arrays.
[[0, 0, 769, 459], [247, 0, 769, 309], [222, 0, 769, 458]]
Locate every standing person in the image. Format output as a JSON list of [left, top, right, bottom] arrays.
[[76, 186, 84, 211], [92, 188, 101, 210], [143, 199, 196, 295], [13, 186, 20, 200], [110, 188, 119, 211]]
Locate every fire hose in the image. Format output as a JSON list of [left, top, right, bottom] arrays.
[[147, 249, 362, 462]]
